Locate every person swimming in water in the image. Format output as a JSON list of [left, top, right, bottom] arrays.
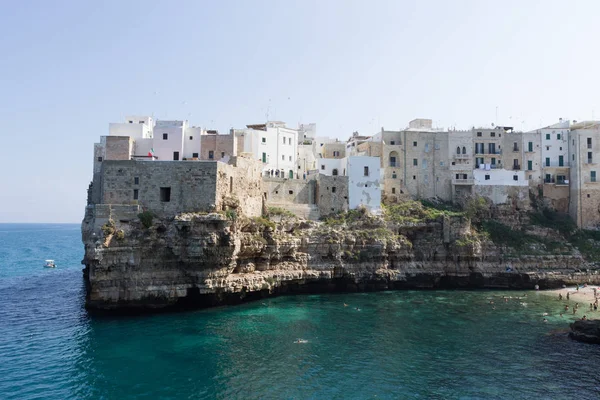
[[582, 315, 588, 321]]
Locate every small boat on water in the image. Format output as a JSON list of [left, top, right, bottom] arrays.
[[44, 260, 56, 268]]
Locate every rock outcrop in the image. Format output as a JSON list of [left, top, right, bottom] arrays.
[[81, 205, 600, 313], [569, 320, 600, 344]]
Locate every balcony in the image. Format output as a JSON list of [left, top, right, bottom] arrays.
[[454, 154, 470, 159], [544, 178, 569, 185], [389, 162, 397, 167], [476, 164, 502, 169], [513, 146, 519, 152], [544, 161, 570, 168], [512, 164, 521, 170], [452, 178, 474, 185]]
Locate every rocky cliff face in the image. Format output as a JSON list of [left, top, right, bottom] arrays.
[[82, 205, 600, 313]]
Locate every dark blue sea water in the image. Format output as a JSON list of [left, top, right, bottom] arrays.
[[1, 223, 600, 399]]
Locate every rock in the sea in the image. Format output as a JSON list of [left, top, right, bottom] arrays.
[[569, 320, 600, 344]]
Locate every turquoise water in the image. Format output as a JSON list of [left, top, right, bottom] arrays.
[[1, 224, 599, 399]]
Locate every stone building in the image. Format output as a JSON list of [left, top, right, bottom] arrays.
[[448, 129, 475, 202], [569, 121, 600, 228], [199, 130, 237, 161]]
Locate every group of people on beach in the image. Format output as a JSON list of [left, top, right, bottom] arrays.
[[556, 285, 599, 322]]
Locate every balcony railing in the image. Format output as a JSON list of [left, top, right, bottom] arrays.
[[512, 164, 521, 170], [544, 161, 570, 167], [513, 146, 519, 152], [452, 178, 474, 185], [588, 159, 594, 164], [389, 162, 397, 167], [545, 178, 569, 185], [474, 150, 502, 155], [476, 164, 502, 169], [454, 154, 470, 159]]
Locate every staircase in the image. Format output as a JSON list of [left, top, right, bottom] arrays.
[[267, 203, 320, 221]]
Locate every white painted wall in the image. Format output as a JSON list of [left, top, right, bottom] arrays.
[[473, 168, 528, 186], [183, 127, 203, 159], [239, 123, 299, 178], [347, 156, 381, 211], [134, 138, 153, 157], [318, 158, 347, 176], [152, 120, 186, 161], [540, 124, 570, 167], [298, 123, 317, 141]]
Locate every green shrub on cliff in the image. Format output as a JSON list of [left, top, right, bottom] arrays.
[[267, 207, 295, 218], [115, 230, 125, 241], [383, 201, 462, 224], [138, 211, 154, 229], [252, 216, 276, 230], [101, 220, 115, 236]]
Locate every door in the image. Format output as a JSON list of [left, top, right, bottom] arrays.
[[173, 151, 179, 161], [559, 155, 564, 167]]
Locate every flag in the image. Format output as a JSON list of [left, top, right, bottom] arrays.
[[148, 148, 154, 157]]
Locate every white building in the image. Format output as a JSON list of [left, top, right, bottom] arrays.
[[318, 157, 347, 177], [347, 156, 381, 212], [237, 121, 299, 178], [298, 123, 317, 141]]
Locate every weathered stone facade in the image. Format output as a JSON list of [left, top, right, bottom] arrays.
[[316, 175, 349, 216], [199, 133, 237, 161]]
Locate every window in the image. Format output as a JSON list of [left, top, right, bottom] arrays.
[[392, 172, 397, 179], [435, 143, 440, 150], [491, 158, 496, 165], [462, 146, 466, 154], [364, 166, 369, 176], [456, 146, 461, 154], [289, 138, 292, 145], [288, 190, 294, 195], [321, 165, 325, 170], [413, 159, 418, 166], [413, 175, 416, 180], [422, 159, 428, 169], [173, 151, 179, 161], [129, 120, 133, 123], [527, 142, 532, 152], [391, 188, 396, 194], [440, 161, 444, 166], [192, 153, 198, 158], [282, 137, 286, 144], [557, 134, 561, 140], [390, 141, 395, 145], [545, 157, 550, 167], [222, 152, 226, 158], [139, 120, 144, 124], [163, 133, 168, 140], [97, 156, 103, 162], [133, 189, 139, 200], [528, 160, 532, 171], [134, 177, 139, 185], [332, 169, 339, 176], [588, 194, 591, 198], [262, 137, 266, 143], [559, 155, 564, 167], [425, 143, 430, 153], [333, 151, 340, 157], [588, 152, 593, 163], [592, 171, 597, 183], [546, 134, 550, 140], [546, 146, 550, 151], [390, 156, 397, 167], [490, 132, 495, 137], [207, 150, 214, 160], [588, 138, 593, 148], [332, 187, 337, 193], [189, 136, 193, 140], [262, 152, 266, 163], [282, 155, 285, 161], [560, 147, 563, 151], [477, 132, 482, 137], [513, 175, 518, 181], [160, 187, 171, 202], [545, 174, 551, 183], [485, 175, 490, 180], [413, 141, 417, 147]]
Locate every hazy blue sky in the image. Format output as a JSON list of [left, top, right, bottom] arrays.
[[1, 0, 599, 222]]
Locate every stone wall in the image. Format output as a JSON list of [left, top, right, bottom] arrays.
[[105, 136, 133, 160], [316, 175, 349, 216], [200, 134, 237, 161], [264, 177, 315, 205]]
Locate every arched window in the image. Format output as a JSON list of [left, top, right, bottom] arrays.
[[389, 151, 399, 167], [332, 169, 339, 176], [462, 146, 466, 154], [456, 146, 461, 155]]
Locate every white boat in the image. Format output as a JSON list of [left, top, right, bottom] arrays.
[[44, 260, 56, 268]]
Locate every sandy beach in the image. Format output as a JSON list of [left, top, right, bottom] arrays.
[[540, 285, 600, 314]]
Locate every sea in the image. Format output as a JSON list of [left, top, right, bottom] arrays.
[[0, 223, 599, 399]]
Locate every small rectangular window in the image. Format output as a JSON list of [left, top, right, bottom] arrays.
[[192, 152, 198, 158], [282, 155, 285, 161], [321, 165, 325, 170], [97, 156, 103, 162], [173, 151, 179, 161], [222, 152, 225, 158], [490, 132, 495, 137], [513, 175, 518, 181], [528, 142, 533, 152], [588, 138, 593, 148], [209, 150, 214, 159], [289, 156, 292, 161], [133, 189, 139, 200], [364, 166, 369, 176], [413, 141, 417, 147], [163, 133, 168, 140], [477, 132, 482, 137], [413, 159, 418, 166], [485, 175, 490, 180], [139, 120, 144, 124], [546, 134, 550, 140], [262, 137, 266, 143], [332, 187, 337, 193], [391, 188, 396, 194], [390, 141, 395, 145], [545, 157, 550, 167], [557, 134, 561, 140], [592, 171, 597, 182], [160, 187, 171, 202], [189, 136, 193, 140], [134, 177, 139, 185]]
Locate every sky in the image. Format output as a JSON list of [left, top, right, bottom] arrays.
[[1, 0, 599, 223]]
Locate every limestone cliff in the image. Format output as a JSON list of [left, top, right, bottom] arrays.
[[81, 202, 600, 312]]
